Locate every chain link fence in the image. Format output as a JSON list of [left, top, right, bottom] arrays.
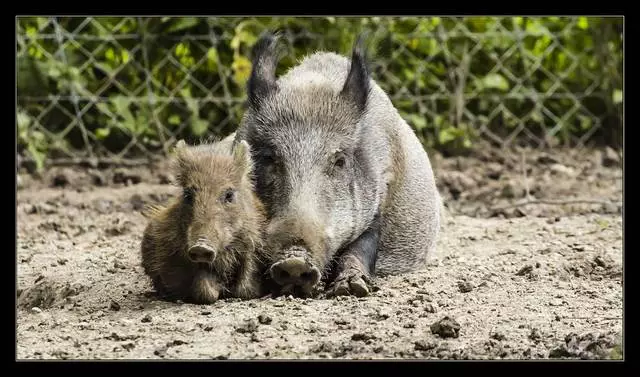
[[16, 16, 623, 169]]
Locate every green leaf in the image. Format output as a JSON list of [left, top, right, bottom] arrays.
[[180, 87, 192, 99], [525, 20, 547, 35], [121, 50, 130, 64], [191, 118, 209, 136], [409, 115, 427, 130], [110, 96, 132, 116], [96, 102, 111, 115], [105, 48, 115, 62], [231, 30, 258, 50], [26, 26, 38, 38], [206, 48, 219, 71], [36, 17, 49, 30], [184, 96, 199, 117], [47, 65, 61, 79], [578, 114, 593, 130], [168, 115, 181, 125], [232, 54, 252, 85], [577, 17, 589, 30], [110, 96, 137, 134], [95, 128, 110, 140], [17, 111, 32, 131], [166, 17, 200, 33], [613, 89, 622, 104], [27, 143, 45, 172], [482, 73, 510, 91], [175, 43, 187, 57], [438, 128, 461, 145]]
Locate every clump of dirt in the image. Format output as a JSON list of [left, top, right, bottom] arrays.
[[431, 143, 622, 219], [548, 332, 622, 359], [430, 316, 461, 338], [17, 277, 86, 310]]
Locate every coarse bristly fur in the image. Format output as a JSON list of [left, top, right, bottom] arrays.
[[234, 31, 443, 293], [140, 135, 269, 304]]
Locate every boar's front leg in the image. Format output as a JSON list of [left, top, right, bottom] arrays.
[[327, 214, 381, 297]]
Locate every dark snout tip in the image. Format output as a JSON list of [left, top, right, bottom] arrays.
[[188, 244, 216, 263], [269, 256, 321, 289]]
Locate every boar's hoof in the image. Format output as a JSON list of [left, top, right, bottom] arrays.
[[328, 271, 372, 298], [269, 257, 321, 289]]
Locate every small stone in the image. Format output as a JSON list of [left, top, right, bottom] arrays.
[[550, 164, 576, 176], [457, 281, 474, 293], [537, 154, 558, 165], [141, 315, 152, 323], [351, 333, 375, 342], [430, 316, 461, 338], [424, 303, 437, 313], [529, 328, 542, 342], [414, 340, 436, 351], [258, 315, 272, 325], [235, 319, 258, 333], [51, 172, 69, 187], [602, 147, 621, 167], [516, 265, 534, 276], [594, 256, 608, 268], [129, 194, 145, 211], [109, 301, 121, 311], [31, 307, 42, 314]]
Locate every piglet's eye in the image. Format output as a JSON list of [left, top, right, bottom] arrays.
[[222, 188, 236, 204]]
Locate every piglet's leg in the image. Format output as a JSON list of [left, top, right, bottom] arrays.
[[326, 214, 381, 298]]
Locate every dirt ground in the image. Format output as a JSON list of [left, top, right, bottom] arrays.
[[16, 144, 624, 360]]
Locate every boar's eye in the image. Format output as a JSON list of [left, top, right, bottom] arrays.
[[221, 188, 236, 204], [183, 187, 196, 205], [331, 152, 347, 172]]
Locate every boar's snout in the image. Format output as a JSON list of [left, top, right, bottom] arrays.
[[269, 256, 321, 290], [187, 243, 216, 263]]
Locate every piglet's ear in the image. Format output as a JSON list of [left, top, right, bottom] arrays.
[[233, 140, 254, 176], [171, 139, 191, 187]]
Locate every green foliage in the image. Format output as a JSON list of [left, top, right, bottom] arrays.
[[16, 16, 623, 168]]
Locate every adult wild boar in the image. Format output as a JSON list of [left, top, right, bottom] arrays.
[[234, 32, 443, 297]]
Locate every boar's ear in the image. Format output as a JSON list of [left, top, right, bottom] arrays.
[[247, 31, 281, 110], [340, 34, 371, 113], [233, 140, 254, 176]]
